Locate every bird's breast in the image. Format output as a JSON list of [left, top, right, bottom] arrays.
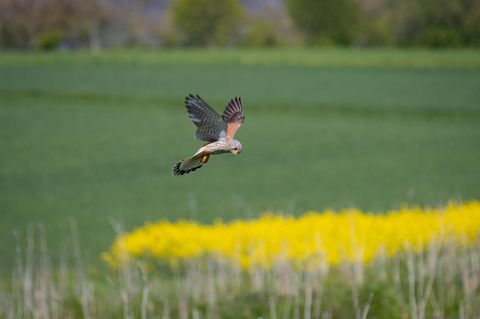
[[204, 141, 229, 155]]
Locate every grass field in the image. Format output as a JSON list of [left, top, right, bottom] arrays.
[[1, 49, 480, 270]]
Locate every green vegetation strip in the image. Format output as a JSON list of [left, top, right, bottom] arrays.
[[1, 49, 480, 68]]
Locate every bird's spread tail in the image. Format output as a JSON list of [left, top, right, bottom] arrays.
[[172, 154, 208, 176]]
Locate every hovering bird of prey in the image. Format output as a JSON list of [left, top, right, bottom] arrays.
[[173, 94, 246, 176]]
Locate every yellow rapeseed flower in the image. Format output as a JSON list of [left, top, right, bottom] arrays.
[[103, 201, 480, 269]]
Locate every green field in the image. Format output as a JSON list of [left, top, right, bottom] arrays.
[[1, 49, 480, 268]]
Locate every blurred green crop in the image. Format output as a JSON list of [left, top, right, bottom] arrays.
[[0, 49, 479, 268]]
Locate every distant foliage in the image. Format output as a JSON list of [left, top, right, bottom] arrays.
[[0, 0, 478, 49], [286, 0, 360, 45], [0, 0, 103, 50], [285, 0, 480, 47], [359, 0, 480, 47], [172, 0, 244, 46], [400, 0, 480, 47], [241, 21, 283, 47], [34, 29, 64, 50]]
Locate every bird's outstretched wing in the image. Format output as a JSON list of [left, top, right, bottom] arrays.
[[185, 94, 227, 142], [223, 97, 245, 140]]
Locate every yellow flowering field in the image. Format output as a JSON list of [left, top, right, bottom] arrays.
[[104, 201, 480, 268]]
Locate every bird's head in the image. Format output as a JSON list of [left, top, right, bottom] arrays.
[[229, 140, 242, 156]]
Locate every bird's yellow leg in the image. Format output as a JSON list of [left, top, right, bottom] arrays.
[[201, 155, 209, 163]]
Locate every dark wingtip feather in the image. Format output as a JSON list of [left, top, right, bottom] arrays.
[[223, 96, 245, 123], [172, 162, 182, 176]]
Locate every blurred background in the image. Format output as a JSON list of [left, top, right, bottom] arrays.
[[1, 0, 480, 50], [1, 0, 479, 269]]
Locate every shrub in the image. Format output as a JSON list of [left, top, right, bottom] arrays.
[[286, 0, 360, 46], [172, 0, 244, 46], [241, 21, 282, 47], [34, 29, 64, 50]]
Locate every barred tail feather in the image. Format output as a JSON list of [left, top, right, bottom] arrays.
[[172, 155, 204, 176]]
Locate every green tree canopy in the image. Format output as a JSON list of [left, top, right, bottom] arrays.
[[286, 0, 360, 45], [172, 0, 244, 46], [400, 0, 480, 47]]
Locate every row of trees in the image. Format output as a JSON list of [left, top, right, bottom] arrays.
[[1, 0, 479, 50], [290, 0, 480, 47]]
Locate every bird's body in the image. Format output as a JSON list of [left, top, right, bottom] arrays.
[[203, 138, 242, 155], [173, 95, 245, 176]]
